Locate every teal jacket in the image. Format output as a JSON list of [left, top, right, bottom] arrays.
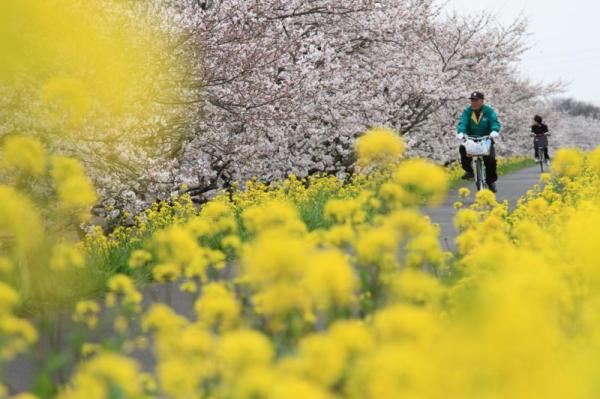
[[457, 104, 501, 137]]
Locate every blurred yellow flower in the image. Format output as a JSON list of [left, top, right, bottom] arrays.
[[73, 300, 100, 329], [51, 156, 97, 212], [0, 186, 43, 254], [303, 250, 358, 310], [552, 148, 583, 178], [324, 198, 365, 224], [152, 262, 181, 283], [153, 226, 200, 266], [128, 249, 152, 269], [287, 333, 347, 387], [142, 304, 188, 334], [2, 136, 46, 176], [372, 304, 439, 344], [394, 159, 448, 206], [243, 200, 307, 236], [473, 188, 498, 208], [57, 352, 142, 399], [107, 274, 142, 309], [0, 282, 19, 314], [216, 329, 274, 381], [389, 269, 444, 306], [0, 316, 37, 360], [41, 77, 91, 121], [49, 241, 85, 272], [458, 187, 471, 198], [355, 226, 398, 268], [195, 282, 240, 331], [10, 393, 39, 399], [356, 127, 405, 168], [198, 200, 237, 235]]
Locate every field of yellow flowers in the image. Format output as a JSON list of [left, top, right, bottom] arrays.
[[2, 125, 600, 398]]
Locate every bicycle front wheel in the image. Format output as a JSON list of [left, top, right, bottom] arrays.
[[475, 158, 487, 191]]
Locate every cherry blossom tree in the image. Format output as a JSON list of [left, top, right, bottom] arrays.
[[2, 0, 583, 216], [169, 0, 562, 199]]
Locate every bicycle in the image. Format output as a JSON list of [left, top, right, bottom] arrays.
[[532, 133, 551, 173], [464, 135, 492, 192]]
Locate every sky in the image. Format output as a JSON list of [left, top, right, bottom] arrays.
[[447, 0, 600, 105]]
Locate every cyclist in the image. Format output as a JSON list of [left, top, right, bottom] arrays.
[[531, 115, 550, 162], [456, 91, 502, 193]]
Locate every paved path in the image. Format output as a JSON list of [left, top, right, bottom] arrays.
[[425, 166, 542, 251]]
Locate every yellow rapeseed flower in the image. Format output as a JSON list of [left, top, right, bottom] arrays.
[[454, 208, 481, 232], [41, 77, 91, 122], [142, 304, 188, 334], [287, 333, 347, 387], [242, 200, 307, 236], [586, 146, 600, 176], [153, 225, 201, 266], [216, 329, 274, 381], [107, 274, 142, 309], [303, 250, 358, 310], [49, 241, 85, 272], [355, 226, 399, 268], [0, 257, 13, 274], [0, 186, 43, 254], [473, 188, 498, 209], [198, 200, 237, 236], [372, 304, 440, 345], [458, 187, 471, 199], [2, 135, 46, 176], [356, 127, 405, 168], [195, 282, 240, 331], [394, 159, 448, 206], [552, 148, 583, 178], [51, 156, 97, 212], [152, 263, 181, 283], [73, 300, 100, 329], [0, 282, 19, 314], [324, 198, 365, 224], [128, 249, 152, 269], [57, 352, 142, 399], [0, 316, 37, 360], [328, 320, 375, 356], [12, 392, 40, 399], [389, 269, 444, 306]]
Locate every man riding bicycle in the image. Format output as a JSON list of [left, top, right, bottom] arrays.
[[531, 115, 550, 162], [456, 91, 502, 193]]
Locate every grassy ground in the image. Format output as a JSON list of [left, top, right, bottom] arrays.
[[497, 157, 537, 175]]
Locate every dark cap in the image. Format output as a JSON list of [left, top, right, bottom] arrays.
[[469, 91, 485, 100]]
